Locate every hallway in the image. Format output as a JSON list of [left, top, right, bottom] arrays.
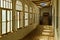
[[20, 25, 54, 40], [0, 0, 59, 40]]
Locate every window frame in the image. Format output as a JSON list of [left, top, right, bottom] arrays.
[[15, 0, 23, 29], [0, 0, 13, 35], [24, 4, 29, 27]]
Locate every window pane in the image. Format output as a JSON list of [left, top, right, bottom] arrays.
[[11, 21, 12, 31], [15, 12, 19, 28], [30, 7, 32, 12], [25, 13, 28, 26], [9, 3, 10, 9], [18, 21, 19, 28], [7, 11, 10, 21], [17, 12, 19, 28], [11, 11, 12, 31], [2, 10, 6, 34], [7, 22, 10, 32], [11, 11, 12, 20], [3, 0, 6, 8], [1, 0, 3, 7], [2, 10, 6, 21], [25, 20, 28, 26], [25, 4, 28, 12], [16, 1, 22, 10], [20, 20, 23, 27], [2, 22, 6, 34], [30, 14, 32, 24], [11, 3, 12, 9], [20, 12, 23, 27], [25, 13, 28, 19], [6, 2, 9, 8], [30, 14, 32, 18]]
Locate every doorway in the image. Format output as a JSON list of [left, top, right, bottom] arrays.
[[40, 12, 52, 25]]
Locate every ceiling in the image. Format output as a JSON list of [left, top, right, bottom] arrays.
[[30, 0, 51, 8]]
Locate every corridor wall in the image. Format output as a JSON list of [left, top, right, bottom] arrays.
[[0, 0, 39, 40], [57, 0, 60, 40], [52, 0, 58, 40]]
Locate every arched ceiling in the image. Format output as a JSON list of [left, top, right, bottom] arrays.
[[30, 0, 51, 8]]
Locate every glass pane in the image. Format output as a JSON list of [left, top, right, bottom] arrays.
[[11, 11, 12, 31], [7, 11, 10, 21], [17, 12, 19, 28], [11, 11, 12, 20], [30, 14, 32, 18], [1, 0, 3, 7], [6, 2, 9, 8], [7, 22, 10, 32], [25, 4, 28, 12], [17, 12, 19, 20], [11, 21, 12, 32], [9, 3, 10, 9], [16, 1, 22, 10], [20, 5, 22, 10], [30, 7, 32, 12], [30, 14, 32, 24], [11, 3, 12, 9], [2, 10, 6, 21], [17, 21, 19, 28], [20, 13, 23, 27], [25, 13, 28, 19], [25, 20, 28, 26], [20, 20, 23, 27], [2, 22, 6, 34], [4, 0, 6, 8], [15, 12, 19, 28]]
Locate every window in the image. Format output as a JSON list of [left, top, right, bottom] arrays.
[[20, 12, 23, 27], [25, 4, 28, 26], [0, 0, 12, 9], [30, 7, 32, 12], [25, 13, 28, 26], [1, 0, 4, 7], [2, 10, 6, 34], [1, 0, 12, 34], [10, 11, 12, 32], [7, 11, 12, 32], [30, 7, 33, 24], [25, 4, 28, 12], [16, 0, 23, 29], [16, 0, 22, 10], [2, 10, 12, 34], [15, 12, 20, 28], [33, 8, 36, 23], [30, 13, 32, 24]]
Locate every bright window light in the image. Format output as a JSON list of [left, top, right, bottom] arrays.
[[40, 2, 47, 6]]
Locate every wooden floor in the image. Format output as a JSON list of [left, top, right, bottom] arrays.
[[20, 25, 54, 40]]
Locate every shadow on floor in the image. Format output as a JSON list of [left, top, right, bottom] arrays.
[[20, 25, 54, 40], [20, 25, 44, 40]]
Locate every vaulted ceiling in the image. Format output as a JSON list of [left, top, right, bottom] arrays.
[[30, 0, 51, 8]]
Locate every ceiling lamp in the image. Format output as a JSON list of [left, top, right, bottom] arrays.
[[40, 2, 47, 7]]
